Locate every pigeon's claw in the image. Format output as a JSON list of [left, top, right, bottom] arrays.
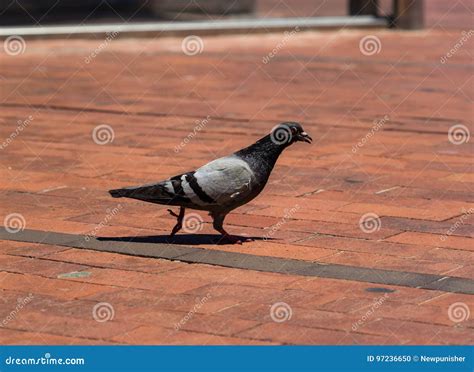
[[167, 209, 179, 218], [168, 207, 185, 238]]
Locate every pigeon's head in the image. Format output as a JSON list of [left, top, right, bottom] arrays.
[[270, 122, 312, 146]]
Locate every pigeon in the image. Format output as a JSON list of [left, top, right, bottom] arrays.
[[109, 122, 312, 243]]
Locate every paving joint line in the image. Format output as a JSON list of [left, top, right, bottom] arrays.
[[1, 228, 473, 295]]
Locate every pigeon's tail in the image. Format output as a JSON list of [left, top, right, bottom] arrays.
[[108, 182, 185, 206], [109, 188, 132, 198]]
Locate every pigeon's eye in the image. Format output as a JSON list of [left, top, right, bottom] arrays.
[[291, 127, 297, 134]]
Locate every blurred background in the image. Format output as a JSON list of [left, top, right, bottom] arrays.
[[1, 0, 468, 29]]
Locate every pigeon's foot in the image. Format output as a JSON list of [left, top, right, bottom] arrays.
[[168, 207, 185, 238], [212, 216, 253, 244], [168, 230, 180, 239], [167, 209, 179, 218]]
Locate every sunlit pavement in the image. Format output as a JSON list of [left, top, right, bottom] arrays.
[[0, 6, 473, 344]]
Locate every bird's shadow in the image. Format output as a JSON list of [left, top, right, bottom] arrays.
[[97, 233, 270, 245]]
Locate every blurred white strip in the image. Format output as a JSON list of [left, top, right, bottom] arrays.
[[0, 16, 386, 38]]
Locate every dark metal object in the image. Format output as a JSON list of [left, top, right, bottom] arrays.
[[349, 0, 424, 29], [393, 0, 424, 29], [349, 0, 379, 16], [151, 0, 256, 20]]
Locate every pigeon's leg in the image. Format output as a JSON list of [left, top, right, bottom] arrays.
[[212, 213, 249, 244], [212, 213, 229, 235], [169, 207, 185, 237], [212, 214, 242, 244]]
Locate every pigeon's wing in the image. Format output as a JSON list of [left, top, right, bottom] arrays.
[[109, 156, 256, 210], [190, 156, 256, 208]]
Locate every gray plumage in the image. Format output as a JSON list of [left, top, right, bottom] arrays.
[[109, 122, 312, 243]]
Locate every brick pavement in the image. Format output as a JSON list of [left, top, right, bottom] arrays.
[[0, 6, 473, 344]]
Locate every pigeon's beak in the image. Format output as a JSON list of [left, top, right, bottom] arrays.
[[298, 132, 313, 144]]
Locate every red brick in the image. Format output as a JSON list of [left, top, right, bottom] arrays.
[[0, 272, 114, 300], [338, 202, 466, 221], [0, 254, 88, 278], [111, 325, 276, 345], [0, 240, 70, 258], [237, 322, 398, 345], [4, 310, 139, 341], [0, 328, 115, 345], [319, 251, 460, 275], [386, 232, 473, 251], [359, 318, 473, 345], [46, 248, 183, 274], [61, 267, 210, 293]]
